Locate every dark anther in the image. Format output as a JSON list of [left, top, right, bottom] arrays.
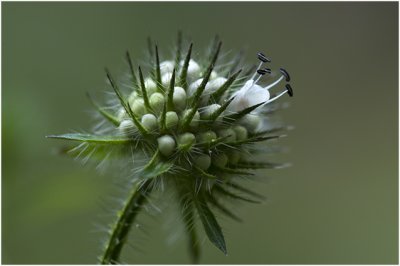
[[257, 52, 271, 63], [285, 84, 293, 97], [257, 69, 268, 75], [264, 68, 272, 74], [280, 68, 291, 82]]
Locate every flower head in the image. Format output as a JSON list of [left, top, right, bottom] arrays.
[[48, 34, 294, 264]]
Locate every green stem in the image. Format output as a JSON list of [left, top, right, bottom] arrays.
[[100, 180, 153, 264]]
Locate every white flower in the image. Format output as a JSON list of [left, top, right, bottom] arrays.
[[227, 73, 290, 113]]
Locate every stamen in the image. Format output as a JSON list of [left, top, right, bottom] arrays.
[[265, 84, 293, 105], [279, 68, 291, 82], [257, 52, 271, 63], [251, 52, 271, 80], [264, 75, 284, 90], [285, 84, 293, 97], [265, 91, 287, 105], [255, 68, 271, 83]]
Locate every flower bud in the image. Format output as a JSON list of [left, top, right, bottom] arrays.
[[218, 128, 236, 142], [182, 109, 200, 128], [141, 113, 158, 131], [180, 59, 200, 79], [149, 92, 164, 114], [157, 135, 176, 156], [144, 78, 157, 96], [162, 72, 173, 87], [200, 104, 221, 120], [118, 119, 135, 135], [131, 98, 146, 118], [188, 78, 204, 97], [193, 154, 211, 170], [212, 153, 228, 168], [210, 70, 218, 80], [228, 151, 241, 164], [240, 114, 261, 133], [160, 60, 174, 75], [165, 111, 179, 130], [173, 87, 187, 111], [196, 130, 217, 143], [178, 132, 196, 150], [205, 77, 227, 94], [233, 125, 248, 141], [117, 107, 128, 121], [128, 91, 139, 103]]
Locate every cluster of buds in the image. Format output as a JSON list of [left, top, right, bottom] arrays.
[[49, 35, 294, 264]]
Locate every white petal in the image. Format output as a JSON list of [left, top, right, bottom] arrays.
[[228, 80, 270, 112]]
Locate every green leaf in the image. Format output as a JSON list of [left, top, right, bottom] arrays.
[[223, 101, 266, 122], [154, 45, 163, 91], [46, 133, 131, 144], [214, 166, 254, 176], [206, 193, 242, 222], [227, 135, 282, 146], [250, 126, 288, 137], [194, 165, 217, 179], [226, 182, 266, 200], [178, 43, 193, 89], [126, 51, 139, 90], [141, 150, 174, 179], [208, 97, 235, 122], [195, 196, 227, 255], [167, 68, 176, 111], [234, 160, 285, 170], [184, 65, 214, 119], [174, 31, 182, 67], [105, 68, 148, 135], [138, 66, 152, 112], [209, 69, 242, 104], [86, 93, 120, 126], [179, 197, 200, 264], [214, 185, 261, 204]]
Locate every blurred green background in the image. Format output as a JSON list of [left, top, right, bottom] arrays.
[[2, 2, 398, 264]]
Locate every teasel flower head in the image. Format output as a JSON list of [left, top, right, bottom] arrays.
[[48, 33, 294, 264]]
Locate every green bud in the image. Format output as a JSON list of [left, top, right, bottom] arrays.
[[165, 111, 179, 130], [181, 109, 200, 128], [240, 114, 261, 133], [212, 153, 228, 168], [144, 78, 157, 96], [128, 91, 138, 103], [173, 86, 187, 111], [157, 135, 176, 157], [218, 128, 236, 142], [193, 154, 211, 170], [118, 119, 135, 135], [149, 92, 164, 114], [141, 113, 158, 131], [228, 151, 240, 164], [131, 98, 146, 118], [117, 107, 128, 121], [233, 125, 248, 141], [178, 133, 196, 150], [200, 104, 221, 120], [196, 130, 217, 143]]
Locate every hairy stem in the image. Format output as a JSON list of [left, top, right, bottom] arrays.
[[100, 180, 153, 264]]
